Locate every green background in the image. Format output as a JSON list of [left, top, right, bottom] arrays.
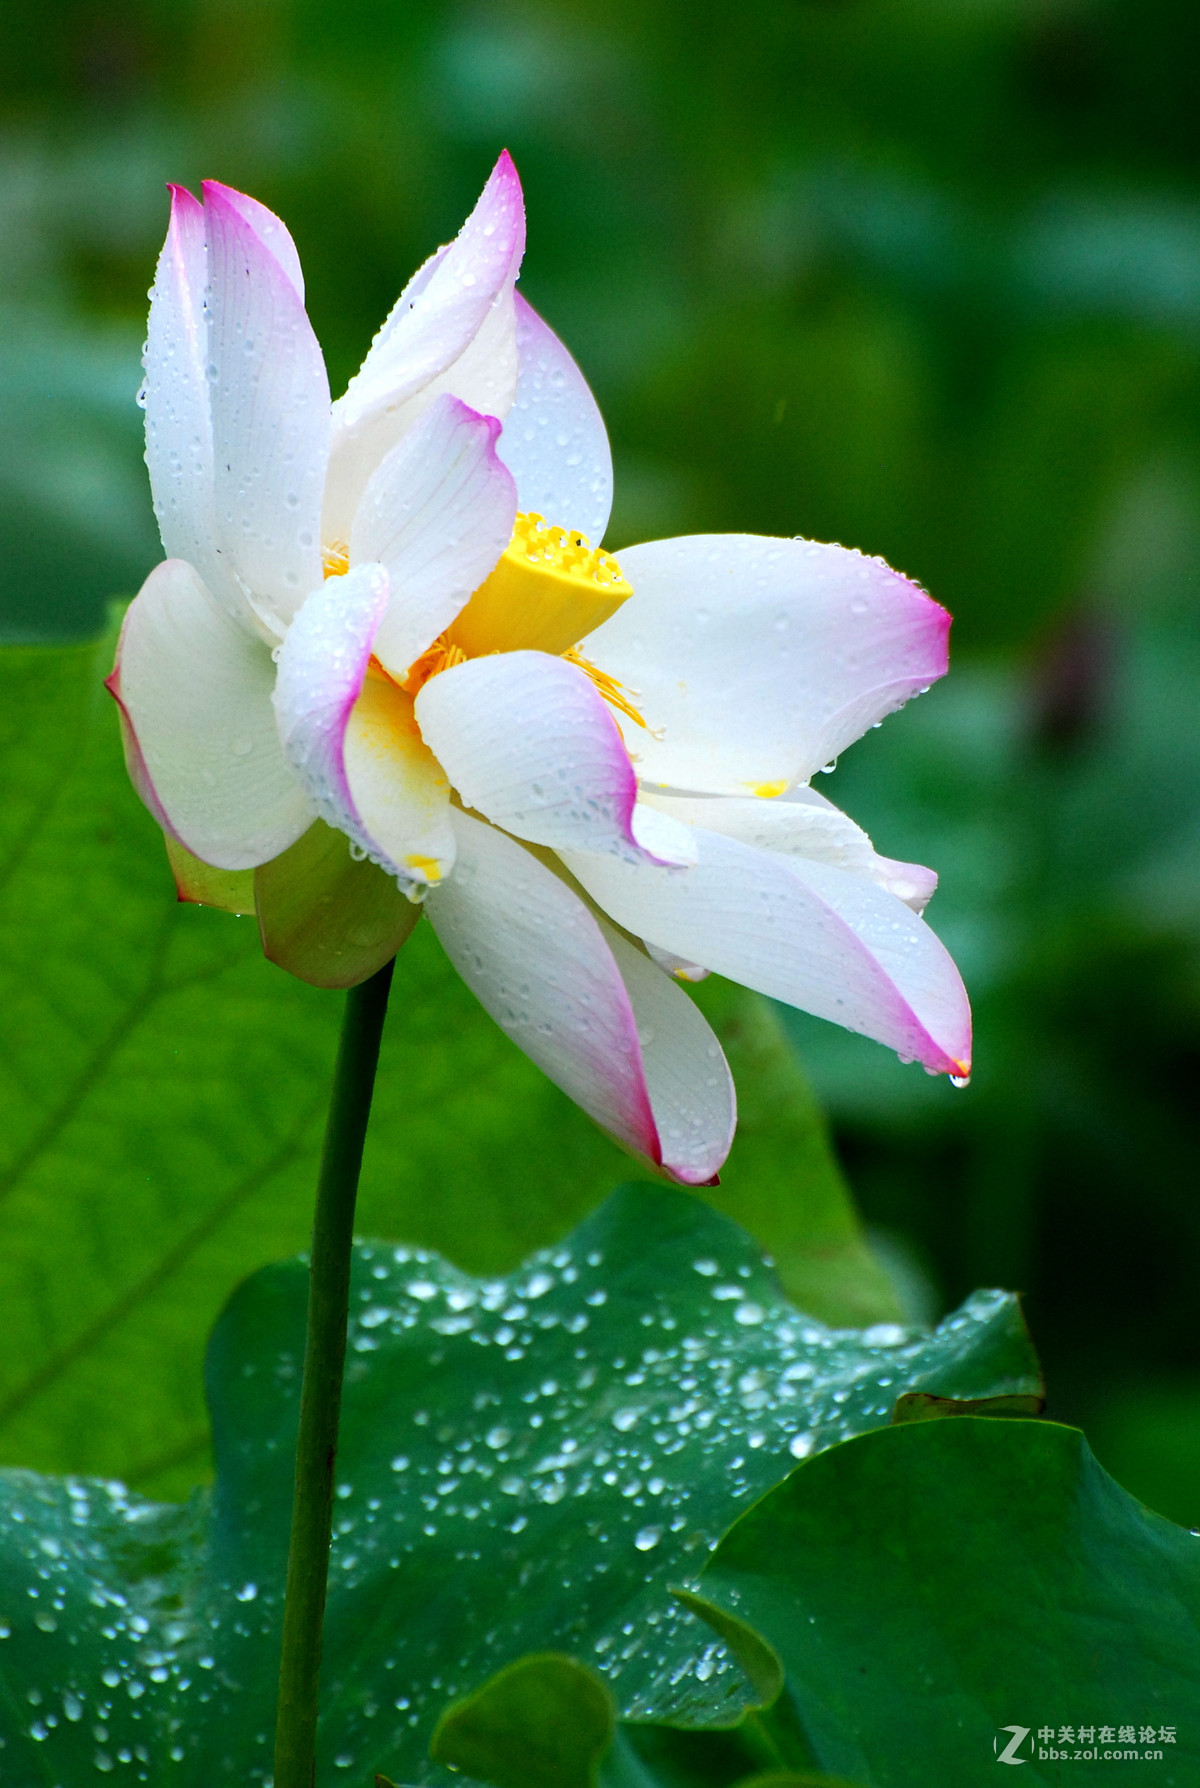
[[1, 0, 1198, 1524]]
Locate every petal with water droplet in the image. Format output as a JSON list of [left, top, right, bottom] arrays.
[[350, 395, 516, 680], [416, 651, 667, 863], [109, 559, 312, 869], [424, 811, 732, 1182], [203, 181, 330, 630], [497, 295, 613, 542], [583, 535, 950, 793], [562, 825, 971, 1077], [642, 785, 937, 912], [273, 562, 454, 891], [325, 151, 526, 544]]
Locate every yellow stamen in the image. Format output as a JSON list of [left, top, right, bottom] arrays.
[[400, 638, 468, 697], [562, 647, 648, 730], [446, 512, 632, 658], [323, 540, 350, 579]]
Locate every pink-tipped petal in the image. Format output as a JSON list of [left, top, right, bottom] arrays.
[[203, 180, 305, 299], [584, 535, 951, 794], [415, 651, 677, 862], [202, 180, 330, 631], [324, 151, 526, 544], [595, 916, 735, 1183], [426, 811, 732, 1181], [562, 827, 972, 1077], [497, 294, 613, 541], [642, 786, 939, 912], [111, 559, 313, 869], [350, 394, 517, 679], [272, 562, 455, 890]]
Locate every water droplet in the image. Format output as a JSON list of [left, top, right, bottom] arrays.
[[634, 1525, 664, 1551]]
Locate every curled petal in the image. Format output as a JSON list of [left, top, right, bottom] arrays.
[[343, 674, 456, 890], [498, 294, 613, 542], [203, 180, 330, 631], [597, 916, 735, 1182], [350, 394, 517, 679], [325, 151, 526, 544], [416, 651, 679, 863], [424, 811, 733, 1183], [562, 827, 972, 1076], [642, 786, 937, 911], [273, 562, 455, 890], [109, 559, 312, 870], [585, 535, 951, 794]]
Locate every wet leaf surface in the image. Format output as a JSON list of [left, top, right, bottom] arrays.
[[0, 1188, 1037, 1784]]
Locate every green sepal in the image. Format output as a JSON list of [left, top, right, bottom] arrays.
[[431, 1653, 615, 1788], [254, 818, 421, 988], [164, 834, 256, 915]]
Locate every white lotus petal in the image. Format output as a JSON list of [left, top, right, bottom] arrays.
[[597, 917, 734, 1182], [142, 186, 246, 623], [203, 180, 330, 631], [497, 294, 613, 540], [416, 651, 672, 861], [425, 810, 659, 1165], [425, 811, 732, 1181], [630, 801, 699, 868], [209, 182, 305, 299], [324, 152, 525, 545], [109, 559, 311, 869], [584, 534, 951, 793], [562, 826, 971, 1075], [343, 672, 456, 891], [350, 394, 516, 679], [642, 786, 937, 911]]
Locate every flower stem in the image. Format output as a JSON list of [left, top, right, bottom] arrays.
[[273, 958, 395, 1788]]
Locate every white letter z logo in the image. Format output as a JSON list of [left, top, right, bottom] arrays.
[[995, 1726, 1030, 1765]]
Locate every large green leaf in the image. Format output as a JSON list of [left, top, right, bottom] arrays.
[[0, 1189, 1038, 1785], [688, 1418, 1200, 1786], [0, 632, 893, 1497]]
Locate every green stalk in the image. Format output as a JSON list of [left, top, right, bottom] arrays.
[[273, 958, 395, 1788]]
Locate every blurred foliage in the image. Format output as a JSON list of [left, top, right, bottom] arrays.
[[0, 0, 1197, 1520]]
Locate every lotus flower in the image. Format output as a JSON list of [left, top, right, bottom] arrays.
[[109, 151, 970, 1186]]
